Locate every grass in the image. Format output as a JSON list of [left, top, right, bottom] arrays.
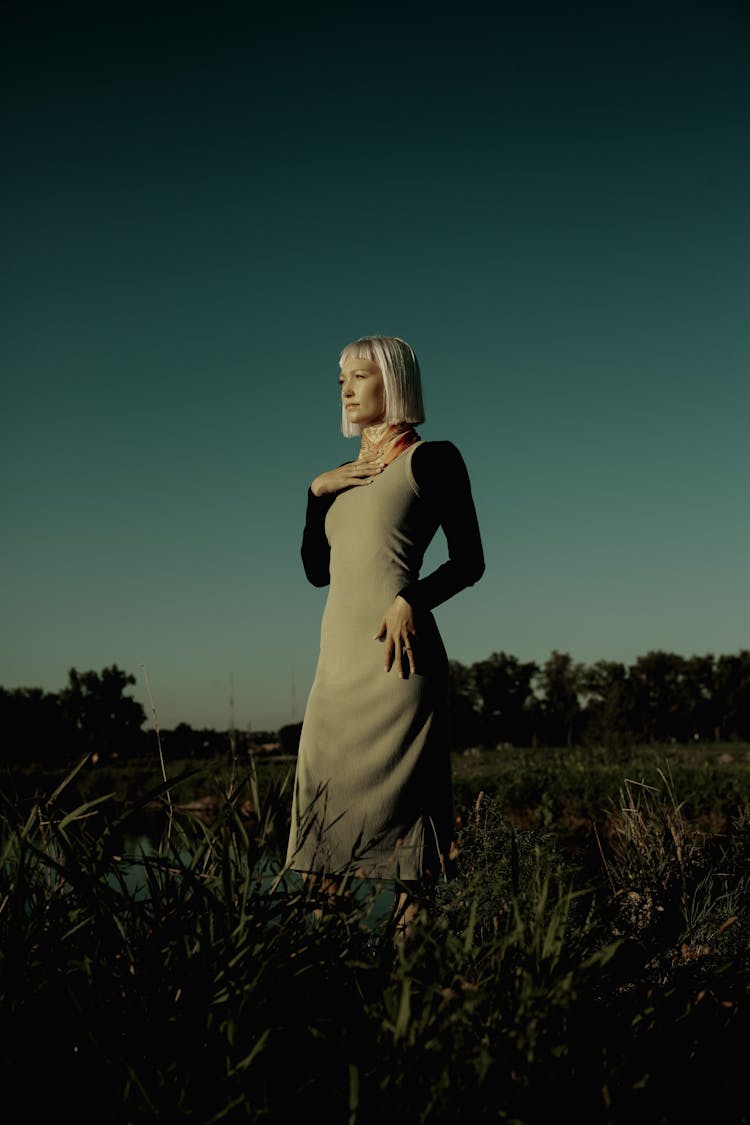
[[1, 742, 749, 1123]]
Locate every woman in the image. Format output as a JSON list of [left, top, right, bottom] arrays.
[[285, 335, 485, 931]]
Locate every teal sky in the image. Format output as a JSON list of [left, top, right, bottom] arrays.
[[3, 0, 749, 733]]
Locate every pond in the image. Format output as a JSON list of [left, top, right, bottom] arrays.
[[114, 821, 399, 931]]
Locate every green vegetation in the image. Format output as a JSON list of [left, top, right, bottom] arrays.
[[1, 743, 748, 1123]]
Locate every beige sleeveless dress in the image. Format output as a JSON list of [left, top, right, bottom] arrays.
[[285, 441, 452, 883]]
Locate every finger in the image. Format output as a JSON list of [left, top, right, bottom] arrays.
[[352, 454, 382, 469], [393, 639, 405, 678], [351, 464, 383, 482], [402, 637, 416, 677], [377, 617, 395, 668]]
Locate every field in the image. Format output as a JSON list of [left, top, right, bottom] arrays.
[[1, 741, 749, 1123]]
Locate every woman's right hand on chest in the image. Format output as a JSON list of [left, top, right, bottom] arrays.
[[311, 453, 384, 497]]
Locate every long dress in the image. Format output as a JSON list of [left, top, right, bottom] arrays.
[[285, 439, 484, 884]]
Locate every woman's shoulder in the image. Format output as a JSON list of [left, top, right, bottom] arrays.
[[412, 439, 466, 468], [411, 440, 471, 490], [414, 438, 462, 453]]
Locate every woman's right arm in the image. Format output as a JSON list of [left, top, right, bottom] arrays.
[[301, 489, 336, 587], [310, 452, 383, 497]]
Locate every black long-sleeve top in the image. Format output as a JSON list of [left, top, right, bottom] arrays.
[[300, 440, 485, 612]]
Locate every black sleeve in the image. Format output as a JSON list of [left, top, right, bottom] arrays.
[[300, 488, 337, 587], [397, 441, 485, 612]]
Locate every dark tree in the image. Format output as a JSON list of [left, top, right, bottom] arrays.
[[447, 660, 481, 749], [536, 651, 584, 748], [470, 651, 538, 748], [278, 722, 303, 755], [59, 665, 147, 762], [0, 686, 68, 766], [581, 660, 634, 749], [713, 651, 750, 741], [628, 651, 686, 743], [679, 654, 717, 742]]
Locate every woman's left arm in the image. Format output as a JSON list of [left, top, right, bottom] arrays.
[[375, 442, 485, 676], [398, 441, 485, 610]]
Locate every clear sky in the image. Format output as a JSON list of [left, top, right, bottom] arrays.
[[3, 0, 749, 734]]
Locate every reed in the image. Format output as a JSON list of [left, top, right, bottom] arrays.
[[0, 746, 748, 1123]]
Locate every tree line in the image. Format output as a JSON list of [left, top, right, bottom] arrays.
[[445, 648, 750, 750], [0, 666, 271, 769], [2, 651, 748, 769]]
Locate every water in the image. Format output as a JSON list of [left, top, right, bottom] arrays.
[[114, 830, 398, 929]]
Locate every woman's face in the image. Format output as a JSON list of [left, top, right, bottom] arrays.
[[339, 355, 386, 428]]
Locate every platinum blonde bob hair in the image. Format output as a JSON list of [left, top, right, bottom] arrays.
[[339, 335, 426, 437]]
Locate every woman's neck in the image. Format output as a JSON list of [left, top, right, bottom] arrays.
[[360, 421, 394, 449], [358, 421, 420, 466]]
